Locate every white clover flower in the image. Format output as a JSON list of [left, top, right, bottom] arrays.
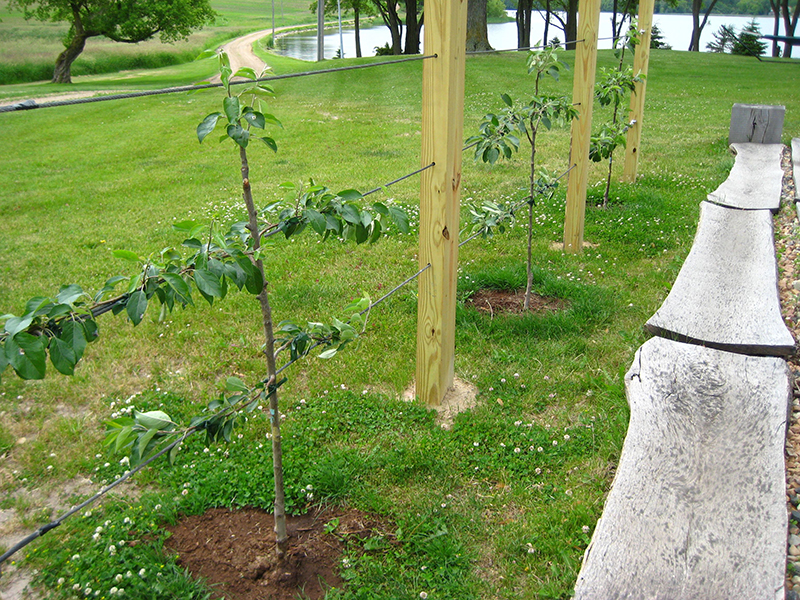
[[120, 456, 129, 465], [305, 484, 313, 491], [92, 533, 101, 541], [110, 588, 118, 595], [563, 434, 571, 441], [582, 525, 591, 534], [181, 489, 189, 496], [71, 554, 80, 561], [500, 378, 506, 383], [552, 440, 558, 446], [95, 527, 103, 533], [57, 578, 65, 585], [513, 373, 520, 379], [473, 442, 479, 447], [154, 504, 162, 510], [73, 584, 81, 591], [83, 511, 92, 518], [117, 588, 125, 596], [535, 467, 542, 475], [84, 588, 92, 596], [126, 571, 133, 578], [537, 447, 543, 452], [108, 545, 117, 554], [514, 448, 521, 454], [139, 568, 146, 577], [115, 574, 124, 583], [420, 593, 428, 599]]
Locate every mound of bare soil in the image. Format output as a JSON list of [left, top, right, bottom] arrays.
[[466, 289, 569, 316], [165, 506, 385, 600]]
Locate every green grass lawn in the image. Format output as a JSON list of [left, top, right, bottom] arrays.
[[0, 0, 314, 85], [0, 47, 798, 599]]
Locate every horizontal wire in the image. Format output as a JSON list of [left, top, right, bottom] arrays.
[[362, 162, 435, 197], [0, 54, 436, 114]]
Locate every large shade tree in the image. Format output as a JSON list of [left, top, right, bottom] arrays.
[[688, 0, 720, 50], [9, 0, 215, 83], [466, 0, 492, 51]]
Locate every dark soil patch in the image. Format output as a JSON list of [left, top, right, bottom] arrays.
[[165, 506, 386, 600], [466, 289, 569, 316]]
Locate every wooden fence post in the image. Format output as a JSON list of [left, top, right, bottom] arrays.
[[416, 0, 467, 406], [622, 0, 655, 182], [563, 0, 602, 254]]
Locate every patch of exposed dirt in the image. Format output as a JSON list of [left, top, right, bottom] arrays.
[[402, 377, 478, 429], [165, 506, 388, 600], [466, 289, 569, 317]]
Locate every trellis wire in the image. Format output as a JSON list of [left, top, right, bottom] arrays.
[[0, 261, 431, 570], [0, 54, 435, 114]]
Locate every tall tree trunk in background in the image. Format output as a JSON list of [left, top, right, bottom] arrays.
[[689, 0, 719, 51], [52, 31, 89, 83], [565, 0, 578, 49], [354, 5, 362, 57], [466, 0, 493, 51], [769, 0, 780, 56], [404, 0, 420, 54], [781, 0, 800, 57], [543, 0, 551, 45], [516, 0, 533, 49], [373, 0, 403, 54]]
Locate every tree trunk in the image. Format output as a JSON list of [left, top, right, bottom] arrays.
[[516, 0, 533, 50], [769, 0, 780, 56], [239, 145, 288, 559], [354, 5, 362, 57], [374, 0, 403, 54], [565, 0, 579, 49], [611, 0, 619, 46], [466, 0, 493, 51], [524, 127, 537, 311], [689, 0, 719, 51], [404, 0, 420, 54], [52, 31, 89, 84], [543, 0, 551, 45], [781, 0, 800, 58]]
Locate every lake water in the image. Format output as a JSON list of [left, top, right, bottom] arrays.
[[274, 12, 787, 61]]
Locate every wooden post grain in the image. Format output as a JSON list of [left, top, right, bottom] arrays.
[[563, 0, 602, 254], [622, 0, 654, 182], [416, 0, 467, 406]]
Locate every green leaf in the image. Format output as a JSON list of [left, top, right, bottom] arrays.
[[304, 209, 326, 235], [360, 211, 373, 228], [261, 113, 282, 127], [49, 337, 77, 375], [112, 249, 141, 262], [135, 410, 175, 430], [234, 66, 258, 80], [25, 296, 52, 317], [161, 272, 192, 304], [227, 124, 249, 148], [5, 332, 46, 380], [388, 206, 410, 233], [194, 268, 223, 302], [337, 189, 363, 201], [500, 93, 513, 107], [56, 284, 84, 305], [126, 290, 148, 326], [172, 220, 205, 238], [340, 204, 361, 225], [372, 202, 389, 216], [168, 441, 182, 465], [222, 419, 234, 442], [369, 219, 383, 243], [197, 112, 222, 143], [259, 137, 278, 152], [60, 320, 87, 360], [318, 348, 338, 359], [226, 376, 249, 393], [4, 315, 33, 337], [223, 96, 240, 123], [242, 110, 266, 129]]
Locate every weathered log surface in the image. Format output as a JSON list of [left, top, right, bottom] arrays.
[[573, 337, 790, 600], [729, 103, 784, 144], [707, 143, 784, 211], [646, 201, 794, 355]]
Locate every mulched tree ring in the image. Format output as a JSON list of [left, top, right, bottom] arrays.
[[466, 289, 570, 316], [164, 506, 387, 600]]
